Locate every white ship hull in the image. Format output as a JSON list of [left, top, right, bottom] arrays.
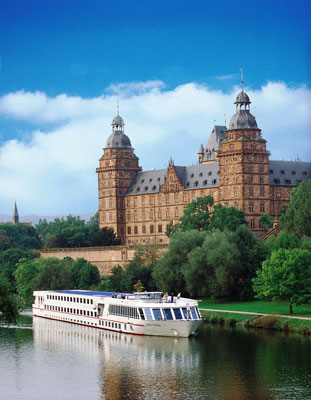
[[33, 290, 204, 338]]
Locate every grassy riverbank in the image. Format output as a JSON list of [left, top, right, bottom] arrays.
[[199, 300, 311, 335]]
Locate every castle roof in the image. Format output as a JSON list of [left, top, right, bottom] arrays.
[[126, 163, 220, 195], [201, 125, 227, 162], [269, 160, 311, 186]]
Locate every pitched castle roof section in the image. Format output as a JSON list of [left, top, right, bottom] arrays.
[[269, 160, 311, 186], [125, 163, 220, 196], [201, 125, 226, 162]]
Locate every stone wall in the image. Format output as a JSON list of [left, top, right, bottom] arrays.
[[40, 244, 167, 274]]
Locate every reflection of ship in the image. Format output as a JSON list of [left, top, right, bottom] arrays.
[[33, 290, 203, 337], [33, 317, 200, 400]]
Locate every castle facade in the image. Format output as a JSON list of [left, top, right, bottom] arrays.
[[96, 85, 311, 245]]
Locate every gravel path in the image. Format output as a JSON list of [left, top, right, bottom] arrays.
[[199, 308, 311, 321]]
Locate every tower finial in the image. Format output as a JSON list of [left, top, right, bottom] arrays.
[[240, 68, 244, 91], [224, 114, 227, 126], [116, 95, 119, 116]]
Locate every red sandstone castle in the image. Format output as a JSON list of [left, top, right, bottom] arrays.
[[96, 84, 311, 245]]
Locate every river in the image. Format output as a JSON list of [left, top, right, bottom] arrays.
[[0, 311, 311, 400]]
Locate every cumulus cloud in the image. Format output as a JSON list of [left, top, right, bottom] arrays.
[[0, 81, 310, 215]]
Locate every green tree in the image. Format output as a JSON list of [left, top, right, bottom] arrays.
[[153, 230, 206, 294], [259, 214, 274, 229], [265, 230, 301, 254], [179, 196, 214, 231], [14, 258, 40, 304], [0, 276, 19, 323], [32, 258, 72, 291], [0, 248, 39, 290], [209, 204, 248, 232], [0, 229, 12, 251], [106, 266, 124, 292], [0, 224, 41, 249], [165, 220, 179, 238], [69, 258, 100, 289], [252, 248, 311, 314], [280, 180, 311, 238]]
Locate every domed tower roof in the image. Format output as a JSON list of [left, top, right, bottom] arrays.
[[105, 114, 132, 148], [229, 72, 258, 130]]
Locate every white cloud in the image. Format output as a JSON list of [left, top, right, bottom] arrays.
[[0, 81, 310, 215]]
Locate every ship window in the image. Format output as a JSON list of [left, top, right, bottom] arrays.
[[144, 308, 153, 320], [182, 308, 192, 319], [152, 308, 163, 320], [138, 308, 145, 320], [164, 309, 173, 320], [173, 309, 182, 319], [191, 307, 198, 320]]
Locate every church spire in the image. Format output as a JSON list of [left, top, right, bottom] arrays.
[[13, 200, 19, 224]]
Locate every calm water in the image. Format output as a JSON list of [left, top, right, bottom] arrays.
[[0, 312, 311, 400]]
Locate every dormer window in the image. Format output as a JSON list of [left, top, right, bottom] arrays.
[[280, 170, 285, 174], [144, 186, 148, 191], [190, 173, 194, 178], [303, 171, 307, 175], [285, 179, 291, 184], [212, 179, 217, 184], [203, 180, 207, 185], [199, 172, 203, 177], [269, 170, 273, 174], [194, 181, 198, 186], [157, 177, 161, 181], [141, 179, 144, 183], [186, 182, 190, 187], [152, 185, 156, 190], [149, 178, 152, 182], [136, 187, 140, 192], [291, 171, 296, 175], [208, 171, 212, 176]]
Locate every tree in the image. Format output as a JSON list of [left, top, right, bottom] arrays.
[[179, 196, 214, 231], [165, 220, 179, 238], [209, 204, 248, 232], [0, 248, 39, 290], [280, 180, 311, 238], [0, 230, 12, 251], [69, 258, 100, 289], [259, 214, 274, 229], [14, 258, 40, 304], [0, 276, 19, 323], [32, 258, 72, 291], [153, 230, 206, 294], [265, 230, 301, 254], [0, 224, 41, 249], [252, 248, 311, 314]]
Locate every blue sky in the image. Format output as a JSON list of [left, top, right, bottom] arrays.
[[0, 0, 310, 215]]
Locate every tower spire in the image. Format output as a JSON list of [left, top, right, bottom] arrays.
[[240, 68, 244, 91], [116, 95, 120, 116], [13, 200, 19, 224]]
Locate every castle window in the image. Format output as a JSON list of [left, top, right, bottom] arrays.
[[280, 170, 285, 174], [234, 177, 238, 183], [199, 172, 203, 177], [278, 204, 282, 212], [134, 226, 138, 234], [259, 177, 264, 183], [150, 225, 154, 234], [166, 209, 170, 218], [152, 185, 156, 190], [208, 171, 212, 176], [248, 155, 252, 162], [134, 198, 138, 206], [136, 187, 140, 192], [158, 196, 162, 205], [203, 180, 207, 185], [158, 177, 161, 181], [247, 166, 253, 172], [192, 192, 196, 200], [258, 155, 264, 162], [248, 176, 253, 183], [291, 171, 296, 175], [248, 187, 253, 197], [250, 219, 255, 228], [175, 208, 179, 217], [109, 213, 113, 221], [224, 189, 228, 198], [150, 210, 154, 219], [158, 224, 162, 233], [234, 202, 239, 208], [149, 197, 154, 205], [260, 203, 265, 212], [142, 226, 146, 234], [234, 187, 238, 197], [102, 213, 106, 222], [276, 191, 281, 198], [186, 182, 190, 187], [109, 199, 112, 208], [190, 173, 194, 178], [229, 144, 234, 151], [274, 178, 280, 184], [233, 157, 238, 162], [158, 209, 162, 219], [259, 166, 264, 173], [142, 211, 146, 220], [134, 212, 138, 221], [269, 170, 273, 174], [127, 212, 131, 221], [285, 179, 291, 184], [183, 193, 188, 202], [144, 186, 148, 191], [166, 195, 170, 204], [141, 179, 144, 183], [303, 171, 307, 175], [212, 179, 217, 184], [127, 227, 131, 235], [141, 197, 145, 206], [194, 181, 198, 186], [260, 187, 265, 197], [174, 193, 179, 203], [149, 178, 152, 182]]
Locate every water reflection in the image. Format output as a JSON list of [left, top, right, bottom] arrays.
[[0, 317, 310, 400]]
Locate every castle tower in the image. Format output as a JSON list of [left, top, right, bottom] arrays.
[[217, 81, 271, 235], [13, 201, 19, 224], [96, 113, 141, 244]]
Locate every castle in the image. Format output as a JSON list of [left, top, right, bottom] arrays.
[[96, 83, 311, 245]]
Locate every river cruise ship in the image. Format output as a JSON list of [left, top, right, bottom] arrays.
[[32, 290, 204, 337]]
